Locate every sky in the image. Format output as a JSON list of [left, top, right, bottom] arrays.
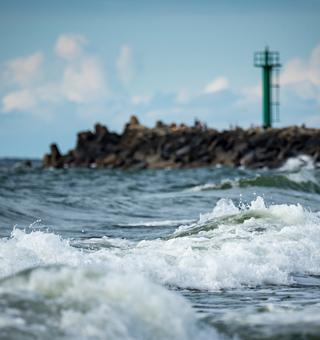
[[0, 0, 319, 157]]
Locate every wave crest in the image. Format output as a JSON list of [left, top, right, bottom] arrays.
[[1, 196, 320, 292], [0, 266, 215, 340]]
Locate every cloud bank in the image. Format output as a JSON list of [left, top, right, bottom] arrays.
[[204, 76, 229, 94], [4, 52, 43, 87], [2, 34, 107, 113], [55, 34, 87, 60], [1, 35, 319, 131], [281, 45, 320, 102]]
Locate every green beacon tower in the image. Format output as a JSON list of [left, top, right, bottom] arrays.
[[254, 47, 281, 129]]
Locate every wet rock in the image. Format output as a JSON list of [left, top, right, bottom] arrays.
[[175, 145, 191, 158], [43, 154, 51, 167], [43, 120, 320, 170], [130, 115, 140, 126], [97, 153, 118, 167], [48, 144, 63, 168]]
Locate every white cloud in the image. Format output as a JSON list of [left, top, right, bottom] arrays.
[[1, 34, 108, 113], [281, 44, 320, 101], [62, 57, 107, 103], [55, 34, 87, 60], [281, 58, 306, 84], [5, 52, 43, 86], [2, 89, 36, 112], [116, 44, 134, 85], [204, 76, 229, 94]]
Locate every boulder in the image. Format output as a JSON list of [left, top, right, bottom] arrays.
[[43, 120, 320, 170]]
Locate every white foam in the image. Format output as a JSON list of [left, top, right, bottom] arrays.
[[123, 219, 194, 227], [0, 266, 216, 340], [280, 155, 315, 172], [199, 198, 239, 222], [0, 230, 217, 338], [1, 196, 320, 293], [0, 228, 83, 278], [95, 197, 320, 290], [188, 183, 219, 192], [187, 179, 236, 192], [74, 235, 133, 249]]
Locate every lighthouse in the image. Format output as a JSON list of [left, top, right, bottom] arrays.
[[254, 47, 281, 128]]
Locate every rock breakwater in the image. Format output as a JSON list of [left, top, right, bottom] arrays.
[[43, 116, 320, 169]]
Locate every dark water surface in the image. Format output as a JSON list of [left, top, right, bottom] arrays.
[[1, 157, 320, 339]]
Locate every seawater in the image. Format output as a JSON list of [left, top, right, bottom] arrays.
[[1, 157, 320, 339]]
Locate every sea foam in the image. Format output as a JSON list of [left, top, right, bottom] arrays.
[[280, 154, 315, 172], [0, 266, 215, 340], [1, 197, 320, 292]]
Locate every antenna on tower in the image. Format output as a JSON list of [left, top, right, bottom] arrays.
[[254, 47, 281, 129]]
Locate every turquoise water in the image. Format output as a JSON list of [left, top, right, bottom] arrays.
[[1, 157, 320, 339]]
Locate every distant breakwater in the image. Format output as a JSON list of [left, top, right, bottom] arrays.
[[43, 116, 320, 169]]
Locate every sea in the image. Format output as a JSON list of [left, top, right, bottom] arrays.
[[1, 155, 320, 339]]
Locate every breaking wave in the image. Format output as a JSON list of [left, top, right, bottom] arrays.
[[1, 196, 320, 292], [1, 195, 320, 338], [0, 266, 216, 340]]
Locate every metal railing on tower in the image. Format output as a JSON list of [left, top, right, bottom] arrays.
[[254, 47, 281, 128]]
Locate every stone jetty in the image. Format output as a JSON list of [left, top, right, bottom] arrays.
[[43, 116, 320, 169]]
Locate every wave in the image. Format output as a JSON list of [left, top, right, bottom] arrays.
[[112, 196, 320, 290], [212, 300, 320, 339], [0, 265, 216, 340], [188, 171, 320, 194], [1, 196, 320, 293], [279, 154, 316, 172]]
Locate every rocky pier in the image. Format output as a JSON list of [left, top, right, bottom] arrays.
[[43, 116, 320, 169]]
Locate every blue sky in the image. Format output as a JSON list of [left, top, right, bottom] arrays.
[[0, 0, 319, 157]]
